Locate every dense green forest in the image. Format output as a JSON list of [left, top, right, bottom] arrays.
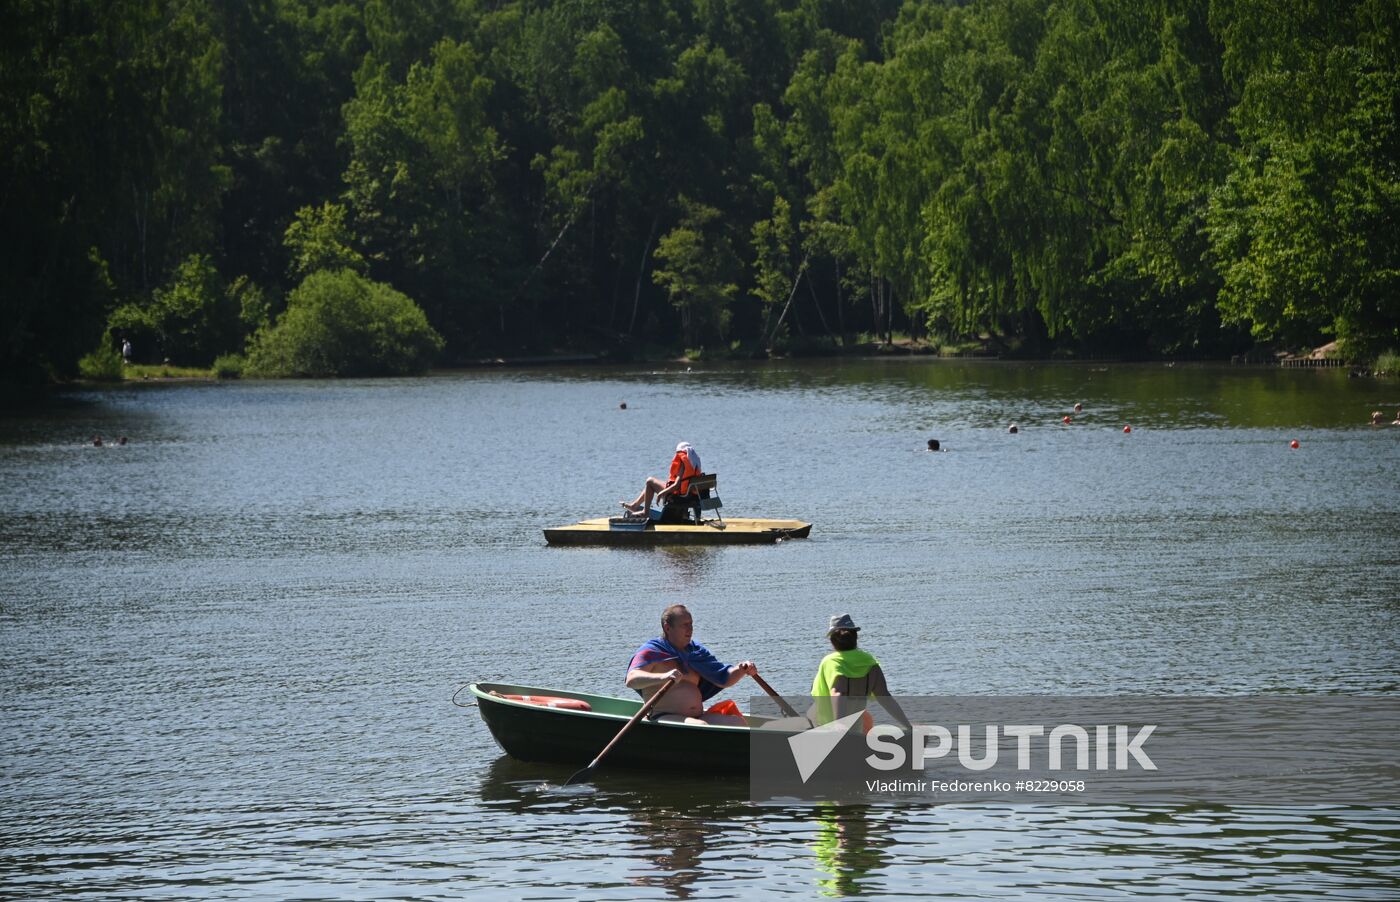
[[3, 0, 1397, 382]]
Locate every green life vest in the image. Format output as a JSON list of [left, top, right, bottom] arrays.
[[810, 649, 879, 725]]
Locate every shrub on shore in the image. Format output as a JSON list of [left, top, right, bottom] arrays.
[[245, 270, 443, 377], [212, 354, 245, 379], [77, 343, 124, 381]]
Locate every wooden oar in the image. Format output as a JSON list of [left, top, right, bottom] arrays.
[[565, 675, 678, 785], [751, 672, 802, 719]]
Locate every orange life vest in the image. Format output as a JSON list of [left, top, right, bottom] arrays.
[[668, 450, 701, 496]]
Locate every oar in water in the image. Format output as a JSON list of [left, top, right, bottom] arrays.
[[565, 675, 678, 785], [751, 672, 803, 720]]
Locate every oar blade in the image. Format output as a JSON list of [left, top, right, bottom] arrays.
[[563, 763, 596, 785]]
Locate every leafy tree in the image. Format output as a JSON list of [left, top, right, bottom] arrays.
[[751, 194, 800, 339], [108, 254, 239, 366], [652, 199, 739, 346], [1208, 0, 1400, 352], [229, 274, 271, 333], [343, 37, 502, 351], [2, 0, 226, 382], [213, 0, 367, 292], [13, 0, 1398, 381], [284, 202, 366, 280]]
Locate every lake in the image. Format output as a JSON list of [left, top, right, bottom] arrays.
[[2, 359, 1397, 899]]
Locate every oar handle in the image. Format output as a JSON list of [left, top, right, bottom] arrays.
[[583, 675, 679, 771], [751, 672, 801, 719]]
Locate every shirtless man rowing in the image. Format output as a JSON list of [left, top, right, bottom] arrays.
[[625, 604, 756, 725]]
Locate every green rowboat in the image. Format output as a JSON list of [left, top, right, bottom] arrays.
[[471, 681, 790, 773]]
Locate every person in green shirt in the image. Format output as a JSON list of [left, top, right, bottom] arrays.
[[811, 614, 912, 730]]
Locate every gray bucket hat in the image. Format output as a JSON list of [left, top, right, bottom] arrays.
[[827, 613, 860, 635]]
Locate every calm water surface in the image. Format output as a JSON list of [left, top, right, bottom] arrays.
[[2, 360, 1398, 899]]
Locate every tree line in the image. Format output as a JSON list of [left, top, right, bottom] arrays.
[[4, 0, 1396, 382]]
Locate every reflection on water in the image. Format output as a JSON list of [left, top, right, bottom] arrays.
[[654, 547, 722, 586], [469, 758, 1400, 898], [812, 803, 894, 897], [2, 363, 1398, 898], [476, 756, 751, 898], [627, 808, 712, 899]]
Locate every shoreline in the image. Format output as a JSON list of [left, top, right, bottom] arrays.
[[15, 343, 1385, 399], [59, 352, 1390, 383]]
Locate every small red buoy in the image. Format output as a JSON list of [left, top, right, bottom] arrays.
[[1290, 439, 1299, 449], [1123, 425, 1131, 433], [1062, 415, 1071, 424]]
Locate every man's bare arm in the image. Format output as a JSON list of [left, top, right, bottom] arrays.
[[626, 667, 693, 691]]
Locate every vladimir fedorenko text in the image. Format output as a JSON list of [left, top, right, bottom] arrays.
[[865, 779, 1087, 794]]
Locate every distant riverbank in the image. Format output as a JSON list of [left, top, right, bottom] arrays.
[[24, 339, 1397, 398]]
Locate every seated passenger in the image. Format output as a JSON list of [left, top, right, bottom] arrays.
[[811, 614, 912, 730], [621, 442, 702, 517], [625, 604, 755, 725]]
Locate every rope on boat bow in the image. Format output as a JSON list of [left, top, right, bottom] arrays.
[[451, 684, 477, 707]]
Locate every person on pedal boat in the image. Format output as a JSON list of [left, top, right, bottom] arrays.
[[621, 443, 702, 517]]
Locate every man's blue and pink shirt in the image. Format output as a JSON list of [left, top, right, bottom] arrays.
[[626, 638, 730, 700]]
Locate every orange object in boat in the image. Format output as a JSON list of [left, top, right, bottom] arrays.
[[498, 693, 591, 711]]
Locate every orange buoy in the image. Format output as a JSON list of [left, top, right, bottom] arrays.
[[500, 694, 592, 711], [1123, 425, 1131, 433], [1062, 415, 1071, 424], [1290, 440, 1299, 449]]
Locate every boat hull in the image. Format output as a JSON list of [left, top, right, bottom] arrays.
[[470, 682, 754, 773], [543, 517, 812, 546]]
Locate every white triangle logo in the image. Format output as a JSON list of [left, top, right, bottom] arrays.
[[787, 710, 868, 783]]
